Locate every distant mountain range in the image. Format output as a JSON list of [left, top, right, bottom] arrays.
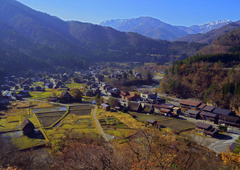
[[175, 22, 240, 44], [100, 17, 233, 41], [0, 0, 207, 76]]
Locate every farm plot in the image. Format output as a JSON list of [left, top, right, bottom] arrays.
[[37, 116, 62, 127], [69, 109, 92, 116], [70, 105, 94, 110], [35, 111, 66, 117], [129, 112, 172, 122], [0, 118, 20, 131], [159, 119, 195, 131], [100, 116, 128, 129], [32, 106, 67, 113]]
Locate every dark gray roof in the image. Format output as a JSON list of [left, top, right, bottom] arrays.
[[219, 115, 239, 123], [213, 108, 233, 116], [146, 119, 156, 124], [229, 142, 239, 151], [200, 111, 218, 118], [195, 122, 212, 130], [101, 103, 109, 108], [186, 110, 200, 115], [203, 106, 215, 112]]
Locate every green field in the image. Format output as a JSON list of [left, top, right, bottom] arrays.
[[29, 91, 62, 100], [65, 83, 82, 89]]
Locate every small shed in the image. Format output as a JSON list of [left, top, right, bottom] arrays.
[[146, 119, 157, 127], [195, 122, 212, 131], [20, 118, 35, 135], [159, 108, 171, 116], [101, 103, 110, 111]]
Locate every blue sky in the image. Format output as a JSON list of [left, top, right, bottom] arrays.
[[17, 0, 240, 26]]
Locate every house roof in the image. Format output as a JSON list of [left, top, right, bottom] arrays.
[[101, 103, 109, 108], [146, 119, 156, 124], [213, 108, 233, 116], [180, 100, 201, 107], [20, 118, 35, 130], [128, 102, 141, 111], [60, 91, 72, 97], [160, 108, 171, 113], [186, 110, 200, 115], [120, 91, 130, 96], [229, 142, 239, 151], [203, 105, 215, 112], [197, 103, 206, 109], [159, 104, 174, 109], [200, 111, 218, 118], [143, 104, 153, 112], [219, 115, 240, 123], [195, 122, 212, 130]]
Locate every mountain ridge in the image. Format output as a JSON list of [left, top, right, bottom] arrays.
[[100, 16, 233, 41]]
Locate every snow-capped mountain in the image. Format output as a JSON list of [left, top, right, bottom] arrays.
[[100, 17, 233, 41], [100, 17, 188, 41]]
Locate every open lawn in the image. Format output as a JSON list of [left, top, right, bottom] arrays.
[[65, 83, 82, 89], [69, 110, 92, 116], [129, 112, 172, 122], [29, 90, 62, 100], [38, 116, 62, 127], [159, 119, 195, 131]]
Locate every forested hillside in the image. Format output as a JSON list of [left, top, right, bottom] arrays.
[[197, 26, 240, 55], [159, 54, 240, 111], [0, 0, 207, 78]]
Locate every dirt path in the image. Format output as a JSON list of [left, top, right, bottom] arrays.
[[92, 106, 113, 141]]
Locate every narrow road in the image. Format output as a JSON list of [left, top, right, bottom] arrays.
[[92, 106, 110, 142]]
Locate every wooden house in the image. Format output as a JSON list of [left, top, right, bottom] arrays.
[[219, 115, 240, 127], [186, 110, 200, 119], [194, 122, 218, 137], [200, 111, 219, 124], [142, 103, 154, 114], [58, 91, 74, 103], [180, 100, 201, 110], [159, 108, 171, 116], [20, 118, 35, 135], [120, 91, 130, 99], [125, 94, 141, 101], [128, 102, 142, 112]]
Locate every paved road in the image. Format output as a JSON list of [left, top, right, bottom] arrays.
[[209, 134, 239, 153]]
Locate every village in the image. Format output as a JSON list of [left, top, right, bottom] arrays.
[[0, 63, 240, 155]]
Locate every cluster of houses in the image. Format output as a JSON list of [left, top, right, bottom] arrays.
[[181, 100, 239, 127], [180, 99, 240, 137]]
